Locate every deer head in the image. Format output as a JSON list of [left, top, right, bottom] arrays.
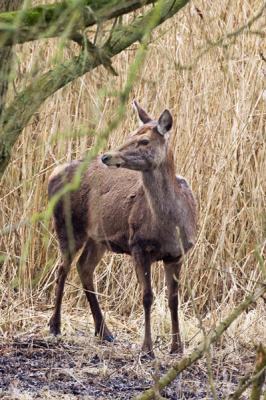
[[101, 100, 173, 171]]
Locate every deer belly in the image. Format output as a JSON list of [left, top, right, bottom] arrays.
[[101, 237, 131, 254]]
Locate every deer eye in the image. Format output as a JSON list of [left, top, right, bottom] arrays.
[[139, 139, 149, 146]]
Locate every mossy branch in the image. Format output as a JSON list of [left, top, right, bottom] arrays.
[[250, 343, 266, 400], [133, 284, 266, 400], [229, 365, 266, 400], [0, 0, 189, 180], [0, 0, 155, 46]]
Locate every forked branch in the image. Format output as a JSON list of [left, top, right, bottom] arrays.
[[0, 0, 190, 180], [133, 283, 266, 400], [0, 0, 155, 46]]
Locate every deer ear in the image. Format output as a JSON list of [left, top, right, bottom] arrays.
[[133, 99, 152, 126], [157, 109, 173, 136]]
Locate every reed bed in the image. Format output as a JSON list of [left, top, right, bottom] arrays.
[[0, 0, 266, 369]]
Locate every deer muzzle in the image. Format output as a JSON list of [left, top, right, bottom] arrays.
[[101, 153, 122, 168]]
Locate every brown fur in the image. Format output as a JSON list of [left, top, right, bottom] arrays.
[[48, 102, 197, 356]]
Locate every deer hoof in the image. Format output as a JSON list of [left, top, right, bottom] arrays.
[[141, 350, 155, 359], [49, 322, 61, 336], [94, 331, 114, 342], [170, 346, 183, 355], [105, 334, 115, 342]]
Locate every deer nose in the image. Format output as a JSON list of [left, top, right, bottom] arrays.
[[101, 154, 111, 165]]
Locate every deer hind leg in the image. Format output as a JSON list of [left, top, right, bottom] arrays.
[[164, 258, 182, 353], [49, 225, 86, 335], [133, 252, 154, 358], [77, 239, 113, 342], [49, 251, 73, 335]]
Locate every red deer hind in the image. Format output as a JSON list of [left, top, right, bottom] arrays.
[[48, 101, 197, 357]]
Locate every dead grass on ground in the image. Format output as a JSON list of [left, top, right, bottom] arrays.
[[1, 0, 266, 398]]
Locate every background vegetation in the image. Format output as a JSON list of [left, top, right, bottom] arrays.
[[0, 0, 266, 398]]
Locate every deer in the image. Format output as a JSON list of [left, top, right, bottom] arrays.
[[48, 100, 197, 357]]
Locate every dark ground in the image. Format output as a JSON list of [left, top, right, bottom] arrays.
[[0, 334, 255, 400]]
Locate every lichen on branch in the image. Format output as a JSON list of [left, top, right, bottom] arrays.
[[0, 0, 190, 180], [0, 0, 155, 46]]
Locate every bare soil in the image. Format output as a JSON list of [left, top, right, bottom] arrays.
[[0, 333, 254, 399]]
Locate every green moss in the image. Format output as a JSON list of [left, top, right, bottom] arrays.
[[0, 0, 120, 26], [0, 0, 189, 180]]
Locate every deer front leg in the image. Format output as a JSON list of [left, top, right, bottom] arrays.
[[164, 259, 182, 353], [77, 239, 113, 342], [133, 252, 154, 358]]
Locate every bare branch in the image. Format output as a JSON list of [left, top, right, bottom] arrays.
[[133, 284, 266, 400], [0, 0, 156, 46], [0, 0, 190, 180]]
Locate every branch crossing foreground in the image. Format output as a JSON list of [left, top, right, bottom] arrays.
[[133, 284, 266, 400]]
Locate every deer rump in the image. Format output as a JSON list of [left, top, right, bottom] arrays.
[[48, 101, 197, 357]]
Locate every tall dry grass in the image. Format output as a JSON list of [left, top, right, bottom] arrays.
[[0, 0, 266, 355]]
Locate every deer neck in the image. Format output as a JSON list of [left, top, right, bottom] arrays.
[[141, 149, 178, 222]]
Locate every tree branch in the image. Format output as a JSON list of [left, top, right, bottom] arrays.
[[0, 0, 24, 117], [250, 343, 266, 400], [0, 0, 155, 46], [229, 366, 266, 400], [69, 33, 118, 75], [0, 0, 190, 180], [133, 284, 266, 400]]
